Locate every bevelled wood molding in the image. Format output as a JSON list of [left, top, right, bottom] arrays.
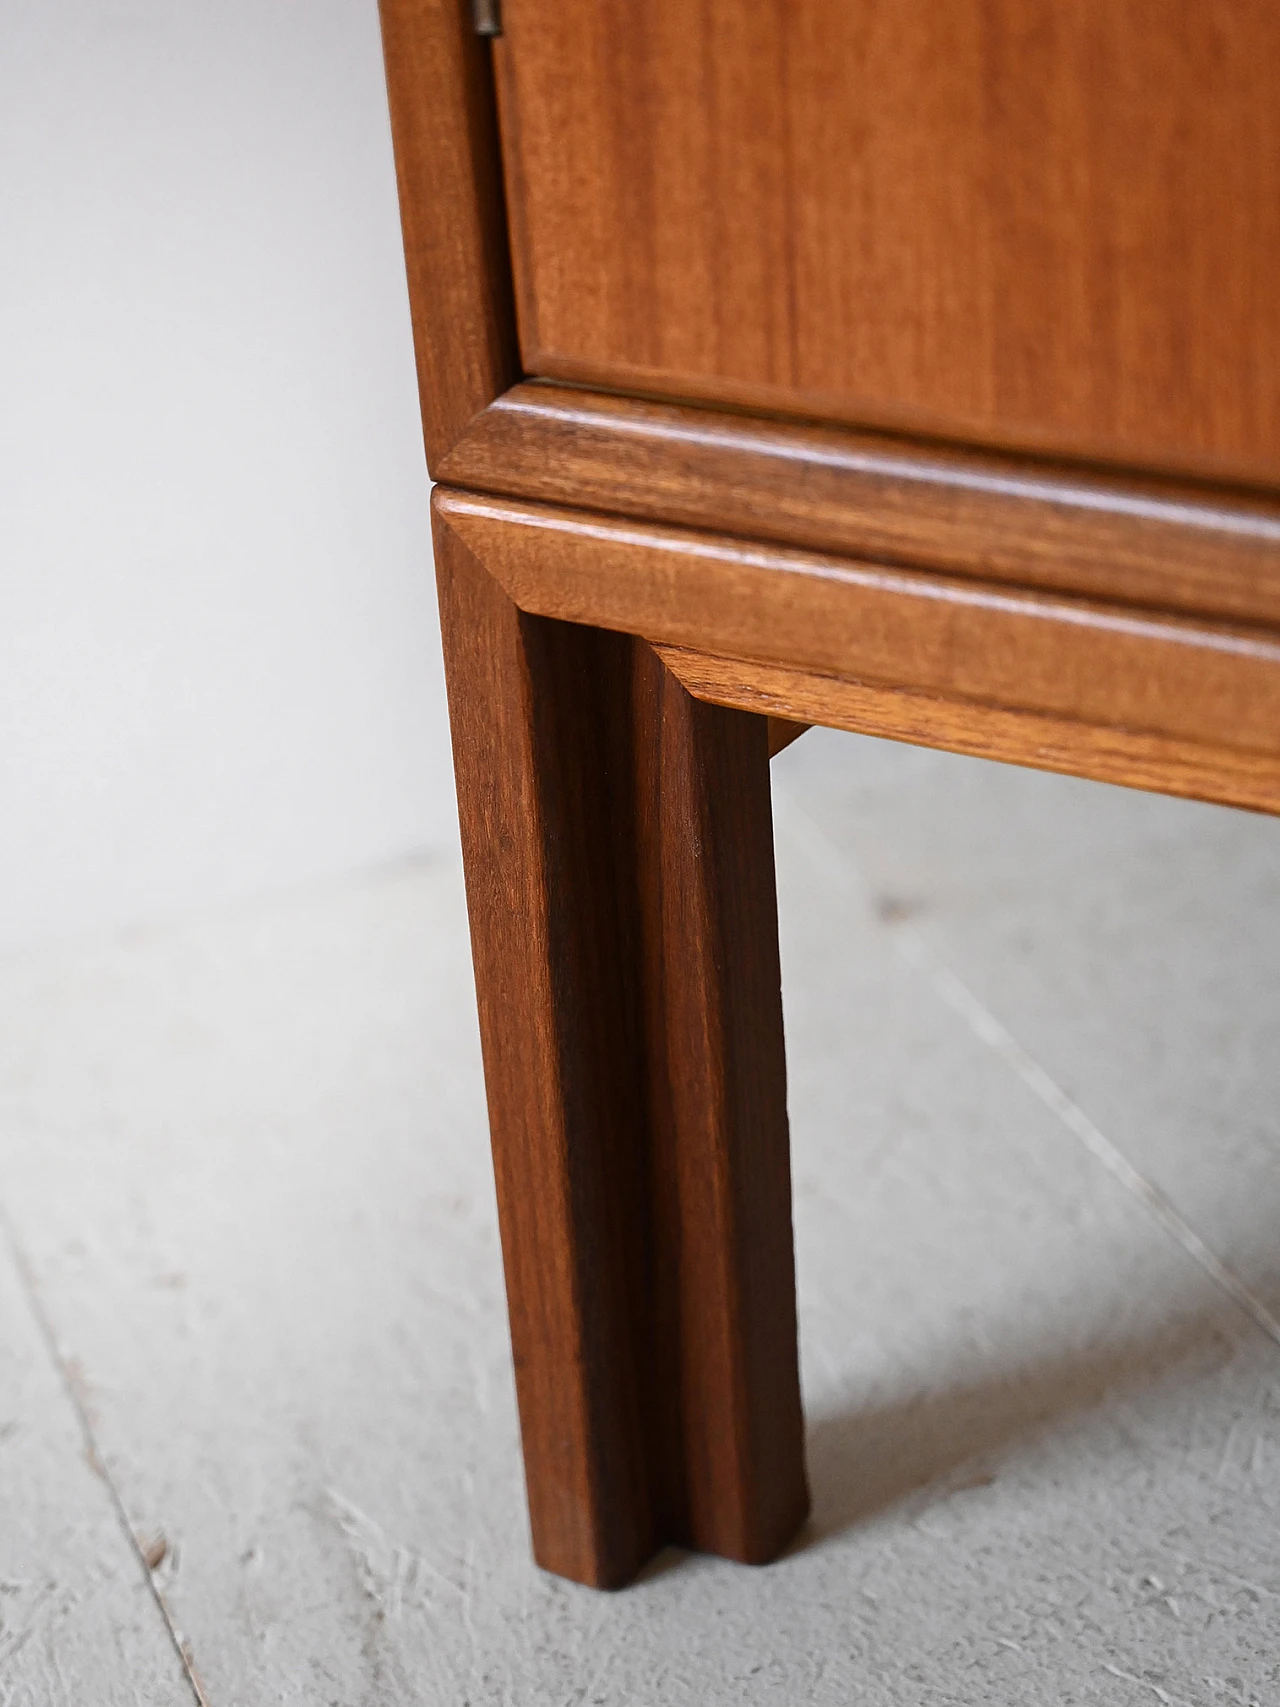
[[433, 484, 1280, 816], [660, 649, 1280, 817], [440, 384, 1280, 629]]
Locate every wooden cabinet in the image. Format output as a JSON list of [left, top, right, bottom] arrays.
[[380, 0, 1280, 1591], [494, 0, 1280, 486]]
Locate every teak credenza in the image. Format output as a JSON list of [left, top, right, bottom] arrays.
[[379, 0, 1280, 1587]]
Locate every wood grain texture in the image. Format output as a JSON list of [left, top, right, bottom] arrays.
[[434, 490, 1280, 776], [631, 646, 808, 1562], [432, 506, 806, 1585], [440, 384, 1280, 629], [492, 0, 1280, 486], [379, 0, 519, 469], [663, 648, 1280, 817], [432, 512, 654, 1586]]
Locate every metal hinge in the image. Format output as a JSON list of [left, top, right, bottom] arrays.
[[471, 0, 502, 36]]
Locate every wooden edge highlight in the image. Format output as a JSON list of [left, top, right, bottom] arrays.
[[659, 647, 1280, 817], [379, 0, 520, 471], [439, 382, 1280, 628]]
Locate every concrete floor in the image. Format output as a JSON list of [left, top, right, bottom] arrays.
[[2, 731, 1279, 1705]]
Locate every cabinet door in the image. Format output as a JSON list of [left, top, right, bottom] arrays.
[[492, 0, 1280, 487]]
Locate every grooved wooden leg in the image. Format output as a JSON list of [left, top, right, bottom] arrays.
[[632, 646, 809, 1564], [433, 507, 808, 1587]]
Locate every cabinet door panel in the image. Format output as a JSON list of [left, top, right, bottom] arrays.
[[493, 0, 1280, 487]]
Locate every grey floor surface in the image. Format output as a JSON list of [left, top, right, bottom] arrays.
[[2, 732, 1278, 1705]]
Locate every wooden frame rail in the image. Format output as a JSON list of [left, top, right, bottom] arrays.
[[441, 383, 1280, 629], [435, 488, 1280, 817]]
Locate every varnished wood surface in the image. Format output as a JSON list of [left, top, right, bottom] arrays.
[[379, 0, 518, 469], [492, 0, 1280, 486], [663, 648, 1280, 817], [630, 647, 808, 1563], [433, 510, 807, 1585], [434, 490, 1280, 779], [441, 385, 1280, 628], [433, 515, 654, 1585]]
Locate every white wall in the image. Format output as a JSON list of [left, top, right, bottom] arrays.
[[0, 1, 455, 951]]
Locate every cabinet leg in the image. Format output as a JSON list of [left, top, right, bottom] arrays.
[[434, 515, 808, 1587]]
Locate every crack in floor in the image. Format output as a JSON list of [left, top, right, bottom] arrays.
[[0, 1206, 211, 1707]]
